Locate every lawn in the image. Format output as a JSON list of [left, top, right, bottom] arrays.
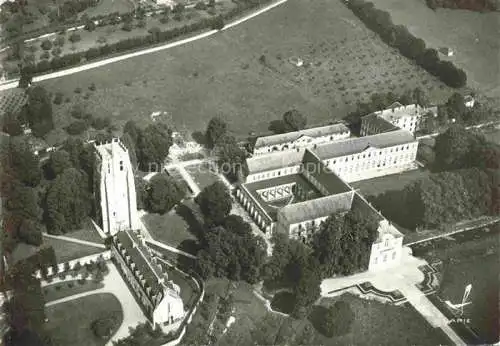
[[62, 218, 104, 244], [81, 0, 134, 17], [481, 128, 500, 145], [419, 227, 500, 344], [41, 0, 452, 144], [43, 235, 105, 263], [350, 168, 430, 197], [214, 285, 450, 346], [43, 279, 104, 303], [141, 209, 198, 249], [372, 0, 500, 104], [184, 162, 220, 191], [45, 293, 123, 346], [167, 268, 198, 309]]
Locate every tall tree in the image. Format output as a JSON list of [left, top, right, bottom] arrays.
[[195, 181, 232, 227], [215, 135, 248, 183], [2, 111, 23, 136], [282, 109, 306, 132], [145, 173, 184, 214], [47, 149, 72, 178], [136, 123, 172, 171], [205, 117, 227, 149], [25, 86, 54, 137]]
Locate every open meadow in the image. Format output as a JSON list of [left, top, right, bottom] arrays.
[[41, 0, 452, 143], [372, 0, 500, 104]]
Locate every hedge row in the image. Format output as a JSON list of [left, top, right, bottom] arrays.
[[20, 0, 271, 77], [346, 0, 467, 88]]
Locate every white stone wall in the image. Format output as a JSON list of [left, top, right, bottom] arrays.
[[35, 251, 111, 279], [322, 142, 418, 182], [246, 164, 301, 183]]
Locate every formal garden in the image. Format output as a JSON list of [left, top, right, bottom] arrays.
[[44, 292, 123, 346]]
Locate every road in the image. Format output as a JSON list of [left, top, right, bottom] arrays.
[[0, 0, 289, 92]]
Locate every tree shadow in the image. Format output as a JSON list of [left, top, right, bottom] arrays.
[[268, 120, 286, 134], [175, 203, 206, 242], [191, 131, 206, 146], [308, 305, 330, 336]]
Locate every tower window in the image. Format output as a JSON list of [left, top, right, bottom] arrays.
[[120, 160, 124, 171]]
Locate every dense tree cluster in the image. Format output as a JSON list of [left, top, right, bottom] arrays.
[[347, 0, 467, 88], [214, 134, 248, 183], [144, 173, 184, 214], [21, 86, 54, 137], [426, 0, 498, 11], [205, 117, 227, 149], [194, 183, 267, 284], [315, 301, 355, 337], [263, 208, 379, 318], [3, 248, 57, 346], [44, 168, 92, 234], [371, 127, 500, 229], [0, 137, 44, 249], [123, 121, 173, 171]]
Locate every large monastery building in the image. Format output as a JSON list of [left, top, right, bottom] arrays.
[[251, 123, 351, 155], [94, 138, 139, 235]]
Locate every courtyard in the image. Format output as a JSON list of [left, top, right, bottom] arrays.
[[40, 0, 452, 145]]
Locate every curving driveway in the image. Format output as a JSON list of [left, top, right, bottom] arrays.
[[0, 0, 288, 92], [44, 262, 147, 345]]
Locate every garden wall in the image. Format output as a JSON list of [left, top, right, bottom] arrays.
[[34, 250, 111, 279]]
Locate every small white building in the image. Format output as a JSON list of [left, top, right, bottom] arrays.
[[94, 138, 139, 236]]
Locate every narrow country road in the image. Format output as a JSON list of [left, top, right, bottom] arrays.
[[0, 0, 288, 92]]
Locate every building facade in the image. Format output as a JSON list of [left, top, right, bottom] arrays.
[[94, 138, 139, 236], [246, 130, 419, 184], [252, 123, 351, 155], [361, 103, 430, 136], [112, 230, 185, 330]]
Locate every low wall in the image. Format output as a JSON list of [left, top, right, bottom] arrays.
[[34, 250, 111, 279]]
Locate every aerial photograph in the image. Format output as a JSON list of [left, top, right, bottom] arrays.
[[0, 0, 498, 345]]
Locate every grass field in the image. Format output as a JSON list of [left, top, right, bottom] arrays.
[[184, 163, 220, 191], [481, 128, 500, 144], [82, 0, 134, 17], [213, 283, 450, 346], [372, 0, 500, 104], [62, 219, 104, 244], [421, 229, 500, 343], [43, 280, 104, 303], [141, 210, 198, 249], [41, 0, 452, 144], [42, 236, 105, 262], [45, 293, 123, 346], [350, 168, 430, 197]]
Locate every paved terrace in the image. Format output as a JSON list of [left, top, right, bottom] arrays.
[[321, 250, 465, 345]]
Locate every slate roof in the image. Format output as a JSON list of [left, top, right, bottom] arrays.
[[313, 129, 416, 160], [254, 123, 350, 149], [247, 149, 305, 174], [362, 113, 399, 133], [115, 231, 164, 303], [243, 173, 323, 221], [301, 150, 352, 194], [278, 191, 354, 224]]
